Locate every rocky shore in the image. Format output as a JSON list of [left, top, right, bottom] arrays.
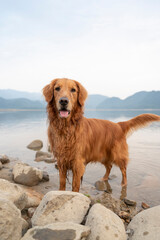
[[0, 142, 160, 240]]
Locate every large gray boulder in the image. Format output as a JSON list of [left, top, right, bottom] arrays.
[[127, 205, 160, 240], [0, 198, 23, 240], [0, 179, 28, 210], [21, 222, 90, 240], [13, 162, 43, 186], [32, 191, 91, 227], [85, 203, 126, 240]]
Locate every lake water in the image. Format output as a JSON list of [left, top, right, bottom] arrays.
[[0, 109, 160, 207]]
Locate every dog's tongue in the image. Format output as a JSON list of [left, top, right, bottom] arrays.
[[60, 111, 69, 118]]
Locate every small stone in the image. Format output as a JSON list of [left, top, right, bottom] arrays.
[[141, 202, 150, 209], [27, 140, 43, 151], [124, 198, 137, 206], [35, 151, 52, 158], [35, 156, 56, 163], [0, 154, 10, 164], [108, 174, 117, 180], [42, 171, 49, 181], [28, 207, 37, 218], [95, 180, 112, 193], [118, 211, 131, 220], [55, 163, 58, 170]]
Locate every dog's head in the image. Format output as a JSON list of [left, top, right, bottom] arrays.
[[43, 78, 88, 119]]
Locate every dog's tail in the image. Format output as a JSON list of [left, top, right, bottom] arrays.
[[118, 113, 160, 136]]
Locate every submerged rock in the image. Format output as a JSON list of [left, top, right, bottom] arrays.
[[124, 198, 137, 206], [0, 154, 10, 164], [13, 162, 43, 186], [21, 222, 90, 240], [35, 151, 52, 158], [0, 198, 23, 240], [32, 191, 91, 227], [85, 203, 127, 240], [35, 156, 56, 163], [27, 140, 43, 151]]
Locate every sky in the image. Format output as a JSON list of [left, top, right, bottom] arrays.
[[0, 0, 160, 99]]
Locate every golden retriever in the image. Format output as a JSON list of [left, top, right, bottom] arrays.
[[43, 78, 160, 192]]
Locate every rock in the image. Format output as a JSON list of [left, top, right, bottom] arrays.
[[141, 202, 150, 209], [124, 198, 137, 206], [27, 140, 43, 150], [48, 145, 51, 152], [127, 205, 160, 239], [22, 218, 29, 235], [118, 211, 131, 220], [32, 191, 91, 227], [0, 179, 28, 210], [95, 180, 112, 193], [92, 192, 137, 219], [0, 154, 10, 164], [42, 171, 50, 181], [55, 162, 58, 169], [24, 188, 43, 208], [21, 222, 90, 240], [35, 156, 56, 163], [0, 198, 23, 240], [0, 179, 42, 210], [0, 161, 2, 170], [28, 207, 37, 218], [85, 203, 127, 240], [13, 162, 43, 186], [108, 174, 117, 180], [35, 151, 52, 158]]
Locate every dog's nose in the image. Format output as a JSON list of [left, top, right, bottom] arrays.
[[59, 97, 69, 106]]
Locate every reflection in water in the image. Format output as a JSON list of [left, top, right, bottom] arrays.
[[120, 186, 127, 200], [0, 109, 160, 206]]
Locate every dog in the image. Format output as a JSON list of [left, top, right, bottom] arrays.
[[43, 78, 160, 192]]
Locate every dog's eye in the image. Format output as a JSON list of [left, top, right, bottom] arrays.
[[71, 88, 76, 93], [55, 87, 60, 91]]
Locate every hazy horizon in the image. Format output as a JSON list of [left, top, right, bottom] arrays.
[[1, 0, 160, 98]]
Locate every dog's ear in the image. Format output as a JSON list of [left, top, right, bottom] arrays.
[[42, 79, 57, 102], [75, 81, 88, 107]]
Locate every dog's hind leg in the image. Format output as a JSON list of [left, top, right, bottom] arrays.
[[101, 163, 112, 181]]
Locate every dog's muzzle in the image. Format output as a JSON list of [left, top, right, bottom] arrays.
[[59, 97, 70, 118]]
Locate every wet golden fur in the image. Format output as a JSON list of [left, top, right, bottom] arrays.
[[43, 78, 160, 192]]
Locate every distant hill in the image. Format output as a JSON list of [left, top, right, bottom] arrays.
[[97, 91, 160, 109], [0, 97, 45, 109], [0, 89, 159, 110], [0, 89, 42, 101], [85, 94, 107, 109]]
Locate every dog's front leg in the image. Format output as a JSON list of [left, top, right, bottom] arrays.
[[72, 161, 85, 192], [59, 168, 67, 191]]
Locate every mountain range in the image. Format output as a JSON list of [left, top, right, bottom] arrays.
[[0, 89, 160, 110]]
